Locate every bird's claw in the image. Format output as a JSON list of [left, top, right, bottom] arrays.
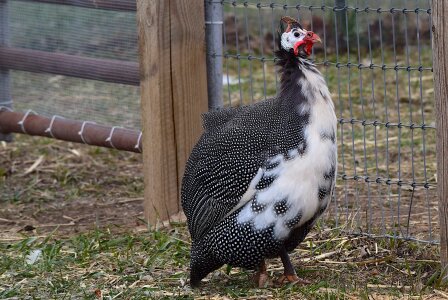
[[275, 274, 311, 286], [252, 271, 270, 288]]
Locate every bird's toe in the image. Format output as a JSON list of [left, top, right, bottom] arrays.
[[275, 274, 311, 286], [252, 270, 270, 288]]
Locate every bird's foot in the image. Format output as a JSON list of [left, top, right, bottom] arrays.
[[275, 274, 311, 286], [252, 261, 269, 288], [277, 248, 311, 286], [252, 270, 270, 288]]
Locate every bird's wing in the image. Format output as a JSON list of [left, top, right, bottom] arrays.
[[181, 125, 273, 241], [182, 98, 308, 241], [182, 101, 285, 240], [201, 106, 245, 133], [182, 99, 309, 241]]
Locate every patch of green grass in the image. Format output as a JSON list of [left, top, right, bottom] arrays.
[[1, 224, 446, 299]]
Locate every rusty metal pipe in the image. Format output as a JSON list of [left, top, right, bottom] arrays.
[[0, 109, 142, 153]]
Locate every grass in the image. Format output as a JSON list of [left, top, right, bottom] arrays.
[[1, 136, 447, 299], [0, 226, 446, 299], [0, 224, 446, 299]]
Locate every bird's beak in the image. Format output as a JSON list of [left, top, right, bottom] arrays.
[[310, 32, 322, 44], [293, 31, 322, 56]]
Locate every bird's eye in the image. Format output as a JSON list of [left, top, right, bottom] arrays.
[[307, 32, 312, 37], [294, 32, 300, 37]]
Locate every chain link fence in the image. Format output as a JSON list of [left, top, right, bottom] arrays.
[[208, 0, 436, 243]]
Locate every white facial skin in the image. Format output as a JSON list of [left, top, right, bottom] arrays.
[[281, 27, 307, 52]]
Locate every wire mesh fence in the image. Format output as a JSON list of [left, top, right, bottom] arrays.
[[4, 0, 140, 130], [210, 0, 437, 243], [1, 0, 437, 244]]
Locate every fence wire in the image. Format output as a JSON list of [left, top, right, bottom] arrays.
[[5, 0, 140, 130], [2, 0, 437, 243], [209, 0, 437, 243]]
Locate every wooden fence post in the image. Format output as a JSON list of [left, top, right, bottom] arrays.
[[432, 0, 448, 277], [170, 0, 209, 209], [136, 0, 208, 225]]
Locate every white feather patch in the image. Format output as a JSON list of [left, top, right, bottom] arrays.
[[237, 67, 337, 240], [225, 167, 264, 218], [281, 28, 306, 51], [26, 249, 42, 265]]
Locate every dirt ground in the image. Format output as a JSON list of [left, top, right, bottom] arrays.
[[0, 135, 145, 239], [1, 135, 447, 299]]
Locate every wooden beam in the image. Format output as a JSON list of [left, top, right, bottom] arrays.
[[137, 0, 179, 224], [0, 47, 139, 86], [432, 0, 448, 277], [137, 0, 208, 225], [15, 0, 136, 11], [171, 0, 208, 208]]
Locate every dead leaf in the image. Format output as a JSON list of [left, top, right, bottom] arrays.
[[69, 149, 81, 157], [360, 246, 370, 258], [23, 155, 44, 175], [94, 289, 102, 299], [19, 225, 36, 232]]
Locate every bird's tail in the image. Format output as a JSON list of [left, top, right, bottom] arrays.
[[189, 242, 223, 287]]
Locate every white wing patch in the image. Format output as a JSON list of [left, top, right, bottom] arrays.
[[237, 68, 337, 240], [225, 167, 264, 218]]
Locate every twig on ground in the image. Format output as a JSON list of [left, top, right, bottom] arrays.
[[366, 283, 412, 291], [0, 217, 16, 224], [434, 289, 448, 299]]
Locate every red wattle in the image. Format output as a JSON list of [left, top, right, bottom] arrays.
[[293, 40, 313, 56], [305, 43, 313, 55], [293, 40, 306, 56]]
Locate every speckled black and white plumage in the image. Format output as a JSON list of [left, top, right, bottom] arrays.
[[181, 20, 337, 286]]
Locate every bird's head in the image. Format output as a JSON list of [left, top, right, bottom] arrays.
[[279, 16, 321, 58]]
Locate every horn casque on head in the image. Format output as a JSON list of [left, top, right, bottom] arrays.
[[281, 16, 302, 33]]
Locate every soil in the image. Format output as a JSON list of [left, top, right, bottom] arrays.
[[0, 135, 145, 240]]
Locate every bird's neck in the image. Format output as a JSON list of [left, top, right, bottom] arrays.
[[276, 50, 323, 112]]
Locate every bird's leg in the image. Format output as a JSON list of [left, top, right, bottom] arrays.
[[276, 248, 310, 285], [252, 260, 269, 288]]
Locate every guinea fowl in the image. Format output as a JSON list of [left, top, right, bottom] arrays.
[[181, 16, 337, 287]]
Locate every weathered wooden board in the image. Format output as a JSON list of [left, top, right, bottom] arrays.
[[432, 0, 448, 275], [137, 0, 207, 224]]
